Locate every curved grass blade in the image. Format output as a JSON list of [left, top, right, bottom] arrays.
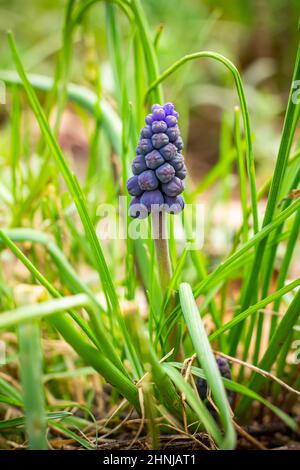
[[145, 51, 258, 233]]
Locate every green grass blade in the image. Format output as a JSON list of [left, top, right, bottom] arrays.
[[169, 363, 298, 432], [0, 412, 71, 431], [236, 288, 300, 416], [18, 322, 48, 450], [0, 70, 122, 155], [179, 282, 236, 450], [163, 364, 224, 446], [209, 278, 300, 342], [7, 32, 141, 377], [146, 50, 258, 232]]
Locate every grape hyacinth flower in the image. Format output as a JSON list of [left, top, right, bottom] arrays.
[[127, 103, 186, 218]]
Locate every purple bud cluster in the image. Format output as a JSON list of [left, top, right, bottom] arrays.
[[196, 356, 234, 408], [126, 103, 186, 218]]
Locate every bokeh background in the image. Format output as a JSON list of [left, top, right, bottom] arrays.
[[0, 0, 299, 182]]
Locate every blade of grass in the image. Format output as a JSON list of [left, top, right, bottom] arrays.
[[209, 278, 300, 342], [228, 41, 300, 356], [146, 50, 258, 233], [0, 295, 139, 409], [0, 229, 129, 378], [163, 364, 224, 447], [179, 282, 236, 450], [0, 70, 122, 155], [168, 363, 298, 432], [167, 198, 300, 326], [0, 412, 71, 431], [7, 32, 142, 377], [270, 207, 300, 338], [236, 288, 300, 417], [18, 322, 48, 450]]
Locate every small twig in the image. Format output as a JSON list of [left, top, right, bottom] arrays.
[[233, 421, 267, 450], [128, 388, 145, 449]]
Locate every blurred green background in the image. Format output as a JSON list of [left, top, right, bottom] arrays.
[[0, 0, 299, 181]]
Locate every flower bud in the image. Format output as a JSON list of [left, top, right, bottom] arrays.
[[166, 125, 179, 142], [174, 136, 184, 150], [129, 197, 148, 219], [165, 115, 178, 127], [171, 153, 184, 171], [156, 163, 175, 183], [126, 175, 142, 196], [138, 170, 159, 191], [162, 176, 184, 197], [152, 120, 167, 133], [139, 138, 153, 155], [152, 106, 165, 121], [152, 132, 169, 149], [145, 150, 165, 169], [140, 189, 164, 211], [159, 143, 177, 160], [140, 125, 153, 139], [132, 155, 148, 175], [176, 164, 187, 180], [164, 195, 184, 214]]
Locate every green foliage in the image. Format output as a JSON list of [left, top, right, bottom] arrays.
[[0, 0, 299, 450]]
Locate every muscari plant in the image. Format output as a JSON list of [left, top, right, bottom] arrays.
[[0, 0, 299, 452]]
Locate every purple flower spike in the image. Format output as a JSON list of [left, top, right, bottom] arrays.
[[152, 120, 167, 133], [162, 176, 184, 197], [165, 195, 184, 214], [139, 138, 153, 155], [159, 143, 177, 161], [129, 197, 148, 219], [126, 175, 143, 196], [152, 132, 169, 149], [138, 170, 159, 191], [141, 189, 164, 212], [140, 125, 153, 139], [132, 155, 147, 175], [145, 150, 165, 169], [127, 103, 186, 217], [156, 163, 175, 183]]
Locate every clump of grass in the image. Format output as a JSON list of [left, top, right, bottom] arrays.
[[0, 1, 299, 451]]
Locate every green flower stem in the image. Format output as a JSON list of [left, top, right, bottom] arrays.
[[152, 212, 178, 352], [153, 212, 172, 294]]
